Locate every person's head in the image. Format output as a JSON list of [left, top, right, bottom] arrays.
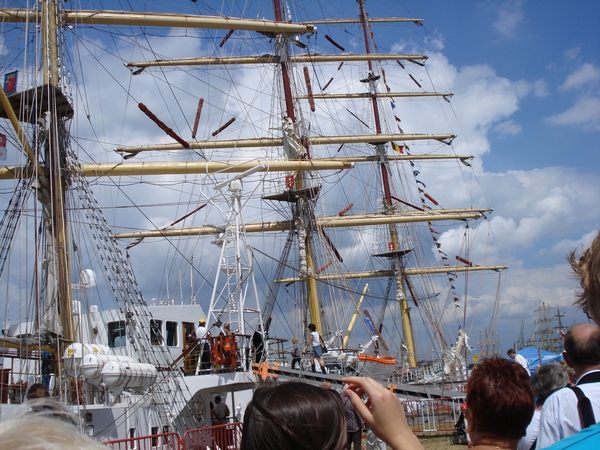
[[0, 414, 106, 449], [198, 319, 206, 326], [506, 349, 516, 358], [568, 231, 600, 325], [466, 357, 534, 445], [26, 383, 50, 400], [562, 324, 600, 375], [215, 395, 222, 404], [530, 363, 571, 405], [224, 322, 231, 330], [241, 382, 346, 450], [307, 323, 316, 332], [292, 337, 298, 344]]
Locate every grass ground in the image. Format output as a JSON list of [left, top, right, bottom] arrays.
[[418, 434, 463, 450], [357, 433, 462, 450]]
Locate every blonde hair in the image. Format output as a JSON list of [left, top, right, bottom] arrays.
[[0, 414, 106, 449], [291, 337, 298, 344]]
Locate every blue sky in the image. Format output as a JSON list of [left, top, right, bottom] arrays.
[[362, 0, 600, 172]]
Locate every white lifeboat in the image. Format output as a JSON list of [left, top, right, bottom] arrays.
[[63, 343, 111, 377], [101, 361, 158, 395], [80, 354, 134, 386]]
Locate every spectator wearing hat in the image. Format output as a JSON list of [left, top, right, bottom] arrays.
[[196, 319, 211, 372]]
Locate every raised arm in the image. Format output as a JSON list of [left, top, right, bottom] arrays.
[[342, 376, 423, 450]]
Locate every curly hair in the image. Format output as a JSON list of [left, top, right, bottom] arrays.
[[241, 382, 345, 450], [467, 357, 534, 442], [568, 231, 600, 325]]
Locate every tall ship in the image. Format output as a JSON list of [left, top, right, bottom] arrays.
[[0, 0, 505, 443]]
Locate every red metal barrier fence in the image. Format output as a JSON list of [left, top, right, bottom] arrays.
[[104, 398, 459, 449], [182, 422, 242, 450], [104, 431, 181, 450]]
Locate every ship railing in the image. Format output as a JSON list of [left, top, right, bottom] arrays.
[[103, 422, 243, 450], [392, 359, 447, 384]]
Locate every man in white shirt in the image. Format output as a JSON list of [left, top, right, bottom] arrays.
[[196, 319, 211, 371], [537, 324, 600, 448], [507, 349, 530, 374]]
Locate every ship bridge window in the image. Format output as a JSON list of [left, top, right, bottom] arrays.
[[150, 319, 163, 346], [108, 321, 126, 348], [166, 321, 178, 347]]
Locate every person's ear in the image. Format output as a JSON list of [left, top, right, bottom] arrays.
[[562, 351, 573, 368]]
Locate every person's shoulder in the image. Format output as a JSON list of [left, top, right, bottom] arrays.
[[540, 422, 600, 450], [544, 385, 576, 406]]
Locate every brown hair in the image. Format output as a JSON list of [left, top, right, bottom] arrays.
[[569, 231, 600, 325], [26, 383, 50, 400], [467, 357, 534, 442], [240, 382, 345, 450]]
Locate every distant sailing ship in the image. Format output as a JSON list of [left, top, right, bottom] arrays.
[[0, 0, 504, 443], [514, 303, 566, 354]]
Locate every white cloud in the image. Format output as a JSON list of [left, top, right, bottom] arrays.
[[533, 79, 549, 97], [547, 230, 599, 257], [482, 168, 600, 248], [513, 79, 532, 97], [560, 63, 600, 90], [564, 47, 581, 60], [545, 96, 600, 130], [511, 79, 548, 98], [451, 64, 520, 131], [423, 166, 600, 268], [493, 0, 525, 39], [494, 120, 521, 135], [500, 264, 583, 316], [427, 30, 445, 51]]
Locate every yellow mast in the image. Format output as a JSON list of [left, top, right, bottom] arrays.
[[0, 9, 316, 34], [42, 0, 74, 342], [113, 208, 491, 238], [343, 285, 369, 348]]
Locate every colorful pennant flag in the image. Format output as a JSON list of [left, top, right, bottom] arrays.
[[391, 142, 403, 153]]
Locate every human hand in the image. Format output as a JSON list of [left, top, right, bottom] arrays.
[[342, 376, 423, 450]]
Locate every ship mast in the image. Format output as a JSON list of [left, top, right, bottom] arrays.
[[272, 0, 323, 333], [41, 0, 74, 342], [357, 0, 417, 366]]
